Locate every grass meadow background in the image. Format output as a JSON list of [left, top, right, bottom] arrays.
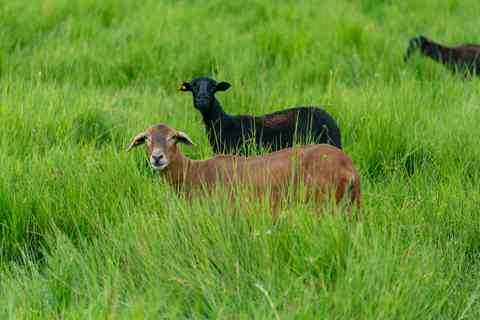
[[1, 0, 480, 318]]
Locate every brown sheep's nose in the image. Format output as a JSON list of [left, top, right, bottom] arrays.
[[151, 154, 165, 166]]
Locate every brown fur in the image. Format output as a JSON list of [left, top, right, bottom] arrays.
[[127, 124, 361, 213], [260, 111, 295, 127]]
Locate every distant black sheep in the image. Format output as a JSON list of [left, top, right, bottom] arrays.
[[179, 77, 342, 155], [404, 35, 480, 77]]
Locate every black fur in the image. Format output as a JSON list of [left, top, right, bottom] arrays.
[[404, 35, 480, 76], [180, 77, 342, 155]]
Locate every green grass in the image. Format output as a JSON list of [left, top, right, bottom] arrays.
[[1, 0, 480, 318]]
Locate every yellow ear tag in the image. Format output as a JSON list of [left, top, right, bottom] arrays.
[[180, 85, 186, 90]]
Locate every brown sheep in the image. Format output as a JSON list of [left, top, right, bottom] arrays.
[[127, 124, 361, 213]]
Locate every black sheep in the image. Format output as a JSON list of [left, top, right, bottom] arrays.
[[179, 77, 342, 155], [404, 35, 480, 77]]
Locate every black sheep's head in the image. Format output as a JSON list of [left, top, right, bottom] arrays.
[[404, 35, 429, 62], [179, 77, 231, 111]]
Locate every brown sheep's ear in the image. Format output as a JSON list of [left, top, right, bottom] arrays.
[[179, 82, 191, 92], [173, 131, 195, 146], [215, 81, 231, 92], [126, 132, 147, 152]]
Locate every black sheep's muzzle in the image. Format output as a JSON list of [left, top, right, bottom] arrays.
[[194, 97, 212, 110], [404, 39, 420, 63]]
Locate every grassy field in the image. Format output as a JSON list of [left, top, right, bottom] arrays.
[[1, 0, 480, 318]]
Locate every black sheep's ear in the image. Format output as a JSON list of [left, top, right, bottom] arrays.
[[179, 82, 191, 92], [215, 82, 231, 92], [418, 35, 427, 42]]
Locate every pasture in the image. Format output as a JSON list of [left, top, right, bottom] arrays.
[[1, 0, 480, 318]]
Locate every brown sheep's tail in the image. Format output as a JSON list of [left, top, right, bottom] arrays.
[[339, 174, 361, 217], [343, 175, 354, 203]]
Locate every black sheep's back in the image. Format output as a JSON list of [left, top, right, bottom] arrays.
[[255, 107, 342, 150], [212, 106, 342, 155]]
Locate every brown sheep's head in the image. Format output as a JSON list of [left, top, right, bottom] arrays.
[[127, 124, 194, 171]]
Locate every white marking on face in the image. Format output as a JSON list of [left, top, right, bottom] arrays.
[[150, 162, 168, 171], [151, 148, 163, 158], [150, 147, 168, 171]]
